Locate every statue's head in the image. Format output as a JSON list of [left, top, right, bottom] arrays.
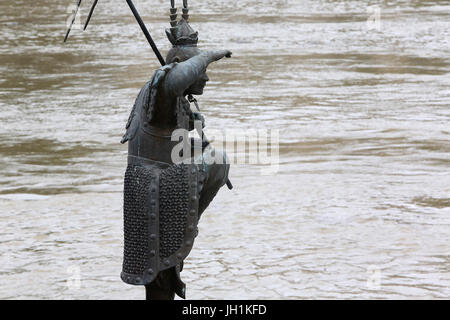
[[165, 5, 209, 95]]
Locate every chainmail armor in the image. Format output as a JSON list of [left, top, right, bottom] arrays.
[[159, 164, 190, 258], [123, 164, 153, 275]]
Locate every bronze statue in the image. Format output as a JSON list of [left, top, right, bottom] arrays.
[[120, 4, 232, 300], [64, 0, 232, 300]]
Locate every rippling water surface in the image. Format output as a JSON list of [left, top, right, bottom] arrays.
[[0, 0, 449, 299]]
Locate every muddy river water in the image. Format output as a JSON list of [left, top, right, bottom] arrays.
[[0, 0, 449, 299]]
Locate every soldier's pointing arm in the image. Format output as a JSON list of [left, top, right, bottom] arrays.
[[164, 50, 232, 96]]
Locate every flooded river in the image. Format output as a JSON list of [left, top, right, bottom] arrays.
[[0, 0, 449, 299]]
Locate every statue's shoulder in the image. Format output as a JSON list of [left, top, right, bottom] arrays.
[[151, 62, 177, 87]]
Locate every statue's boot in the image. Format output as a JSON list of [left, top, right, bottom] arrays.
[[145, 264, 185, 300]]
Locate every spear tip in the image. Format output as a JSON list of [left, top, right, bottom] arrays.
[[83, 0, 99, 31]]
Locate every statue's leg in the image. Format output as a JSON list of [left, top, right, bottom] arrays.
[[145, 282, 175, 300], [145, 270, 175, 300], [144, 264, 186, 300]]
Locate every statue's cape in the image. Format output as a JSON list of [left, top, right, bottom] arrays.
[[121, 64, 176, 144]]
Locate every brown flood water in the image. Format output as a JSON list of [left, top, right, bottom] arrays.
[[0, 0, 449, 299]]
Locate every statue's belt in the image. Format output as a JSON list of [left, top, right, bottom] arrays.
[[127, 155, 171, 169]]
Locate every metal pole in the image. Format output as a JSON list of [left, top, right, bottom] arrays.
[[126, 0, 166, 66], [83, 0, 99, 30], [64, 0, 83, 42]]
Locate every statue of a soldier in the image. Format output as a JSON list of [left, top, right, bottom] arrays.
[[119, 4, 231, 300]]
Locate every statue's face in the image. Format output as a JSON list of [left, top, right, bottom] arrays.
[[186, 72, 209, 95], [176, 47, 208, 95]]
